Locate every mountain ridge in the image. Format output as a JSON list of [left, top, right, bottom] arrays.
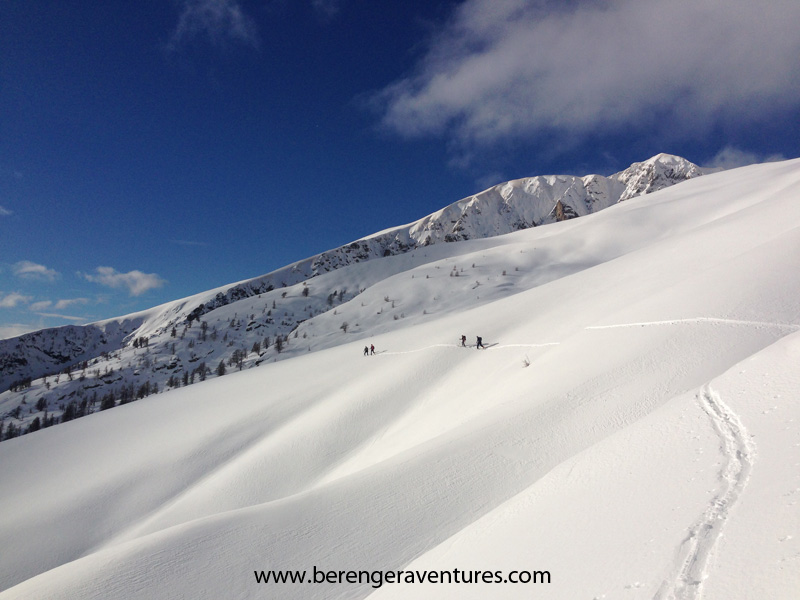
[[163, 153, 712, 328], [0, 154, 711, 436]]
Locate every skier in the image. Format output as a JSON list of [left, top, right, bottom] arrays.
[[370, 344, 375, 355], [461, 335, 466, 347], [476, 336, 484, 349], [364, 346, 369, 356]]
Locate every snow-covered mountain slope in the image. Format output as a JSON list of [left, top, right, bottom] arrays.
[[357, 152, 710, 248], [0, 158, 799, 599], [0, 153, 709, 435], [0, 319, 144, 395], [613, 152, 711, 200]]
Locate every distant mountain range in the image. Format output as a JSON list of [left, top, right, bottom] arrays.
[[0, 154, 713, 438]]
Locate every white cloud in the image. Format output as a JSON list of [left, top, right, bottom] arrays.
[[82, 267, 167, 297], [169, 0, 259, 50], [32, 313, 86, 322], [0, 324, 37, 340], [705, 147, 786, 170], [29, 298, 90, 312], [54, 298, 89, 310], [13, 260, 59, 281], [376, 0, 800, 146], [29, 301, 53, 312], [0, 292, 32, 308], [0, 205, 11, 216]]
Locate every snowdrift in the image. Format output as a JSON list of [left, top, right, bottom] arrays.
[[1, 159, 799, 599]]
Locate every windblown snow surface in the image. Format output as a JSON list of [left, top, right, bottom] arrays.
[[1, 159, 800, 599]]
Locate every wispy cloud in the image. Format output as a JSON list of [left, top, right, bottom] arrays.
[[169, 0, 260, 50], [13, 260, 59, 282], [82, 267, 167, 297], [705, 147, 786, 170], [0, 292, 32, 308], [0, 205, 11, 216], [30, 298, 90, 312], [474, 171, 507, 192], [0, 324, 37, 340], [32, 312, 86, 322], [376, 0, 800, 150], [312, 0, 341, 20], [29, 300, 52, 312], [54, 297, 89, 310]]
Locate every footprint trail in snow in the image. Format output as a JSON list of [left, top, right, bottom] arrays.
[[656, 385, 756, 600]]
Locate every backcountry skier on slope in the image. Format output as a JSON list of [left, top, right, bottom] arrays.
[[461, 335, 466, 347], [476, 336, 484, 349]]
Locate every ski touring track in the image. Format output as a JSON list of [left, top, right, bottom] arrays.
[[655, 385, 757, 600], [372, 316, 798, 358], [373, 342, 560, 356], [586, 317, 800, 332]]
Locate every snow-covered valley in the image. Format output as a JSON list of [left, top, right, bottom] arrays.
[[1, 156, 799, 599]]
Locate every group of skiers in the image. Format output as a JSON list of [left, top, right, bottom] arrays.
[[363, 336, 485, 356], [461, 335, 484, 349]]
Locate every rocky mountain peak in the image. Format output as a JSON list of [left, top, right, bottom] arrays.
[[612, 153, 713, 201]]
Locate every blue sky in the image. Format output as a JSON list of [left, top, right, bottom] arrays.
[[2, 0, 799, 338]]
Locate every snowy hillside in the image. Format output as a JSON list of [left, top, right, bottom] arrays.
[[0, 153, 709, 438], [0, 157, 799, 599]]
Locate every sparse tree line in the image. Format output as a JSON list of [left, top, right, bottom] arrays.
[[1, 284, 367, 443], [1, 330, 292, 443], [0, 377, 166, 441]]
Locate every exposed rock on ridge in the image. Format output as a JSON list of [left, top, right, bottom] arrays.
[[0, 154, 709, 395]]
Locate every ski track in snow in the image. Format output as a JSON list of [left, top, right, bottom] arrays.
[[373, 342, 560, 356], [370, 317, 798, 357], [655, 385, 756, 600], [586, 317, 800, 331]]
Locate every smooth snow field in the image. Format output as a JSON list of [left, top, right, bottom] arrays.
[[1, 159, 800, 599]]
